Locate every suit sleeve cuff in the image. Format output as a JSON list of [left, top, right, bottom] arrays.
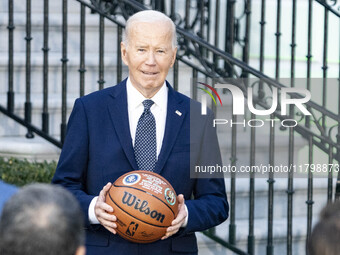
[[181, 204, 189, 228], [89, 196, 100, 224]]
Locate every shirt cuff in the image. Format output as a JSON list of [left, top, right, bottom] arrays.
[[182, 204, 189, 228], [88, 196, 100, 224]]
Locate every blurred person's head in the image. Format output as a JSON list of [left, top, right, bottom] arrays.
[[0, 183, 85, 255], [319, 201, 340, 220], [307, 201, 340, 255]]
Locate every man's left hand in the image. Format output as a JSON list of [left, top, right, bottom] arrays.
[[162, 194, 187, 240]]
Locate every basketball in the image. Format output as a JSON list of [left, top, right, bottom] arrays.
[[105, 170, 179, 243]]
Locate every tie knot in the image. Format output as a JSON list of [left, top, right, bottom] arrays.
[[142, 99, 154, 111]]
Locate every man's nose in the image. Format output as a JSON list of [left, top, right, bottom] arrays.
[[145, 52, 156, 65]]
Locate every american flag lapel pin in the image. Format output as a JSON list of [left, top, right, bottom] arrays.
[[175, 110, 182, 116]]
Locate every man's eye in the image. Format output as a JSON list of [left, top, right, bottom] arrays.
[[138, 49, 145, 52], [157, 50, 165, 53]]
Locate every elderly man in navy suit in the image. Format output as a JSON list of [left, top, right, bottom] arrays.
[[53, 10, 229, 255]]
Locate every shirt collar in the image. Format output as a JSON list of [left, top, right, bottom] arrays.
[[126, 77, 168, 111]]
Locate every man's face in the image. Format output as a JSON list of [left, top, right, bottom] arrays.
[[121, 22, 177, 98]]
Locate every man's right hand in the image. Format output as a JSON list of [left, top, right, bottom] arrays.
[[94, 182, 117, 234]]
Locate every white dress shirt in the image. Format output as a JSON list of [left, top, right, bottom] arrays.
[[89, 78, 187, 227], [126, 77, 167, 157]]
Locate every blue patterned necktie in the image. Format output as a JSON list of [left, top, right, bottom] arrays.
[[134, 99, 157, 171]]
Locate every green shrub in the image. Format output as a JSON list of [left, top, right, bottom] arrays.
[[0, 157, 57, 187]]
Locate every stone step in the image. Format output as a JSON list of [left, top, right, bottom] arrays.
[[0, 92, 77, 137], [197, 215, 319, 255], [0, 52, 128, 94], [219, 130, 308, 168], [0, 12, 119, 54], [0, 0, 85, 14], [0, 136, 60, 162], [226, 177, 335, 220]]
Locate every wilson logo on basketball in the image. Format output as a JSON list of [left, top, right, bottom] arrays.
[[122, 191, 166, 223]]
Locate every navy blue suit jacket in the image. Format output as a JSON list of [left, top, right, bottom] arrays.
[[52, 79, 229, 255]]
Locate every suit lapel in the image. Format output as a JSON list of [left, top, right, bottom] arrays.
[[154, 83, 186, 174], [107, 80, 185, 173], [107, 80, 138, 170]]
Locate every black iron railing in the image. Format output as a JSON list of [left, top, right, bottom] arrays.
[[42, 0, 49, 134], [0, 0, 340, 254]]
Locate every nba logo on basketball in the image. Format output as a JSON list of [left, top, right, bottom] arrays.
[[123, 174, 141, 185], [126, 222, 139, 237]]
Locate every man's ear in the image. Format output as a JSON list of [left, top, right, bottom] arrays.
[[75, 245, 86, 255], [170, 47, 177, 67], [121, 42, 129, 66]]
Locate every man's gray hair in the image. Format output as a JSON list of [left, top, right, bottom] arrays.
[[123, 10, 177, 49], [0, 183, 85, 255]]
